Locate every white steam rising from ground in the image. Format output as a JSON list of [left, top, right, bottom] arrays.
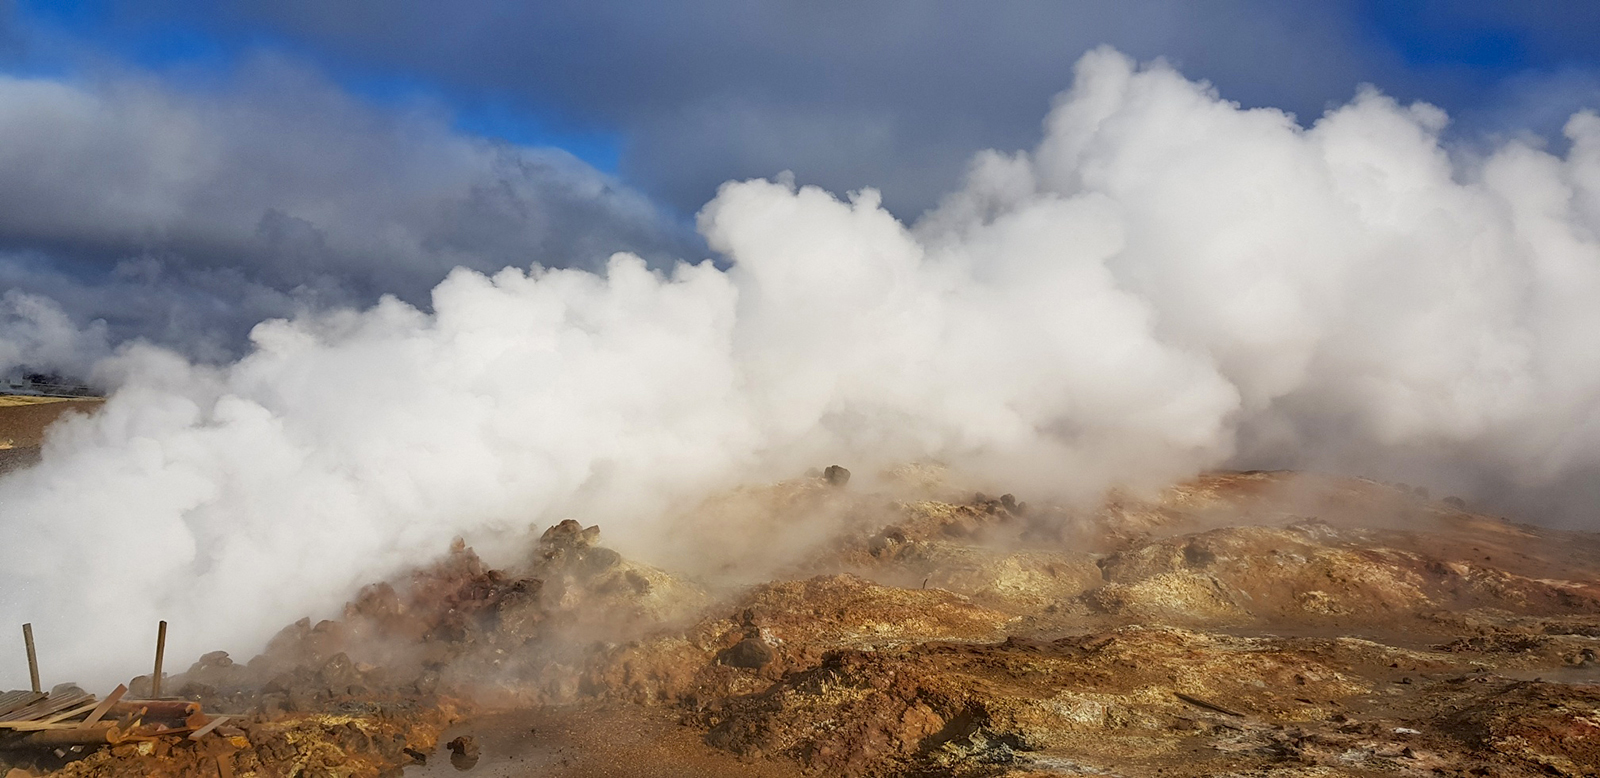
[[6, 47, 1600, 686]]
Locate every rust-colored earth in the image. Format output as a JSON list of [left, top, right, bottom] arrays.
[[0, 398, 101, 476], [5, 461, 1600, 777]]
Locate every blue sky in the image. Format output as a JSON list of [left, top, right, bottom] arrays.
[[6, 1, 631, 168]]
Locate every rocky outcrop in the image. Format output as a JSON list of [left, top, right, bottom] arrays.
[[17, 470, 1600, 777]]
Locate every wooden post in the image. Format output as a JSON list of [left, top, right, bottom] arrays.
[[151, 621, 167, 698], [22, 623, 39, 694]]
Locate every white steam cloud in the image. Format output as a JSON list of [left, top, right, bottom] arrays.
[[5, 47, 1600, 685]]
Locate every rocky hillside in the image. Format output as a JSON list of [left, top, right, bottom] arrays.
[[8, 470, 1600, 777]]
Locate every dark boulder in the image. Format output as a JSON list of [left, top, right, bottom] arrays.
[[719, 635, 777, 669]]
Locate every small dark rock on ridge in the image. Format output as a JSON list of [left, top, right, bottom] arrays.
[[719, 635, 777, 668]]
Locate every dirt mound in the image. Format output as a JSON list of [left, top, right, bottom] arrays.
[[1431, 680, 1600, 775], [723, 573, 1015, 649], [13, 470, 1600, 777], [48, 709, 452, 778], [1088, 518, 1600, 629], [689, 627, 1383, 776], [10, 522, 703, 777]]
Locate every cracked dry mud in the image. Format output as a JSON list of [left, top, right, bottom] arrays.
[[9, 469, 1600, 777]]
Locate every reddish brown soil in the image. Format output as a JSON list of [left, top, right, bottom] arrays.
[[0, 398, 101, 449], [6, 470, 1600, 777]]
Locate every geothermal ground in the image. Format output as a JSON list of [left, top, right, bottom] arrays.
[[5, 401, 1600, 777], [0, 397, 101, 476]]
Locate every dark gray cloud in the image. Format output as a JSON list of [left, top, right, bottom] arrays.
[[148, 1, 1600, 219], [140, 1, 1408, 216], [0, 53, 702, 360]]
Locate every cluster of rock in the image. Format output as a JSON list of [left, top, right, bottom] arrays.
[[15, 468, 1600, 777]]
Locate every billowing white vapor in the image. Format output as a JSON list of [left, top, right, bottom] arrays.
[[4, 47, 1600, 685]]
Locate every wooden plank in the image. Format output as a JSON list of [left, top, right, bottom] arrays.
[[0, 695, 59, 722], [82, 684, 126, 726], [34, 698, 99, 726], [188, 715, 229, 741], [0, 722, 83, 732], [0, 691, 92, 723], [2, 698, 101, 730], [0, 691, 45, 718]]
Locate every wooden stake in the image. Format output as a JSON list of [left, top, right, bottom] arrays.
[[151, 621, 167, 699], [22, 623, 39, 694]]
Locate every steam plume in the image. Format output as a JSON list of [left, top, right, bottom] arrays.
[[5, 48, 1600, 686]]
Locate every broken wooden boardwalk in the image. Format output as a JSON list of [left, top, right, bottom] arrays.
[[0, 684, 225, 750], [3, 621, 226, 752]]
